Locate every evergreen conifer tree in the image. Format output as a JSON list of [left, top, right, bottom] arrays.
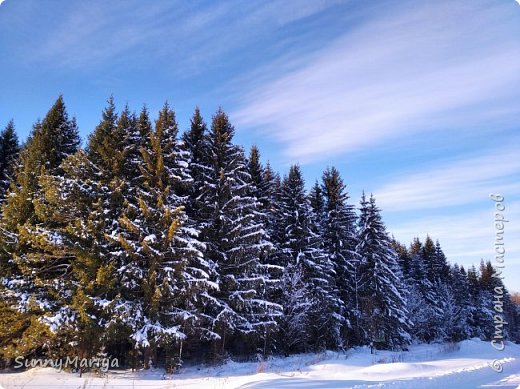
[[0, 120, 20, 200], [107, 108, 205, 368], [0, 97, 81, 358], [200, 109, 280, 357], [356, 193, 410, 348], [273, 165, 339, 351], [321, 167, 358, 345]]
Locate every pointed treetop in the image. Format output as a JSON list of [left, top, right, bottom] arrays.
[[117, 104, 138, 146], [0, 120, 19, 155], [155, 102, 178, 140], [0, 120, 20, 195], [88, 96, 118, 153], [410, 237, 422, 255], [183, 107, 207, 147], [248, 145, 263, 187], [288, 164, 303, 182], [138, 104, 152, 139], [264, 161, 276, 182], [28, 95, 80, 169], [104, 95, 118, 122], [309, 179, 324, 215], [191, 107, 205, 134], [321, 166, 347, 209], [249, 144, 260, 166], [210, 108, 235, 145], [2, 119, 16, 136]]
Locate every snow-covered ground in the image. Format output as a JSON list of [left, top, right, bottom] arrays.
[[1, 339, 519, 388]]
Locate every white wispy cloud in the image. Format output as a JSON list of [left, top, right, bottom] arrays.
[[374, 146, 520, 212], [232, 1, 520, 163], [29, 0, 340, 73]]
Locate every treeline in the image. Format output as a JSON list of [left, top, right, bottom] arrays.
[[0, 97, 518, 370]]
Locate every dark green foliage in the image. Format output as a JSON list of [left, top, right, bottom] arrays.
[[87, 96, 123, 176], [308, 180, 325, 224], [199, 109, 281, 357], [0, 120, 20, 201], [0, 97, 81, 361], [273, 165, 340, 352], [182, 108, 211, 224], [321, 167, 358, 345], [357, 193, 410, 348]]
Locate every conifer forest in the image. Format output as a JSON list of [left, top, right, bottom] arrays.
[[0, 97, 518, 371]]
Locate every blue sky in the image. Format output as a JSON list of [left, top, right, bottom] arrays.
[[1, 0, 519, 290]]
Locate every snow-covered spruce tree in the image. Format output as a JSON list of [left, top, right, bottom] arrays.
[[480, 261, 520, 341], [181, 108, 223, 351], [182, 108, 212, 226], [2, 96, 79, 232], [106, 103, 207, 369], [477, 260, 518, 341], [422, 237, 451, 291], [35, 150, 109, 362], [279, 265, 316, 353], [356, 193, 410, 349], [246, 146, 272, 243], [153, 103, 212, 366], [31, 98, 141, 365], [0, 120, 20, 201], [431, 240, 458, 342], [246, 146, 265, 209], [87, 97, 127, 177], [446, 264, 472, 341], [421, 238, 446, 331], [392, 239, 410, 280], [154, 103, 193, 197], [137, 106, 153, 154], [200, 109, 281, 359], [308, 180, 325, 233], [405, 238, 438, 342], [466, 265, 495, 340], [246, 146, 284, 355], [434, 240, 450, 283], [249, 157, 280, 261], [119, 105, 143, 188], [0, 96, 80, 359], [401, 236, 456, 343], [394, 238, 431, 343], [260, 161, 281, 249], [272, 165, 340, 352], [21, 98, 132, 362], [321, 167, 359, 346]]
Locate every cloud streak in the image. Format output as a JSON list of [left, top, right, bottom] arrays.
[[28, 0, 340, 74], [374, 146, 520, 212], [232, 1, 520, 163]]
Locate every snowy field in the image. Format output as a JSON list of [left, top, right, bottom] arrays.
[[0, 339, 519, 389]]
